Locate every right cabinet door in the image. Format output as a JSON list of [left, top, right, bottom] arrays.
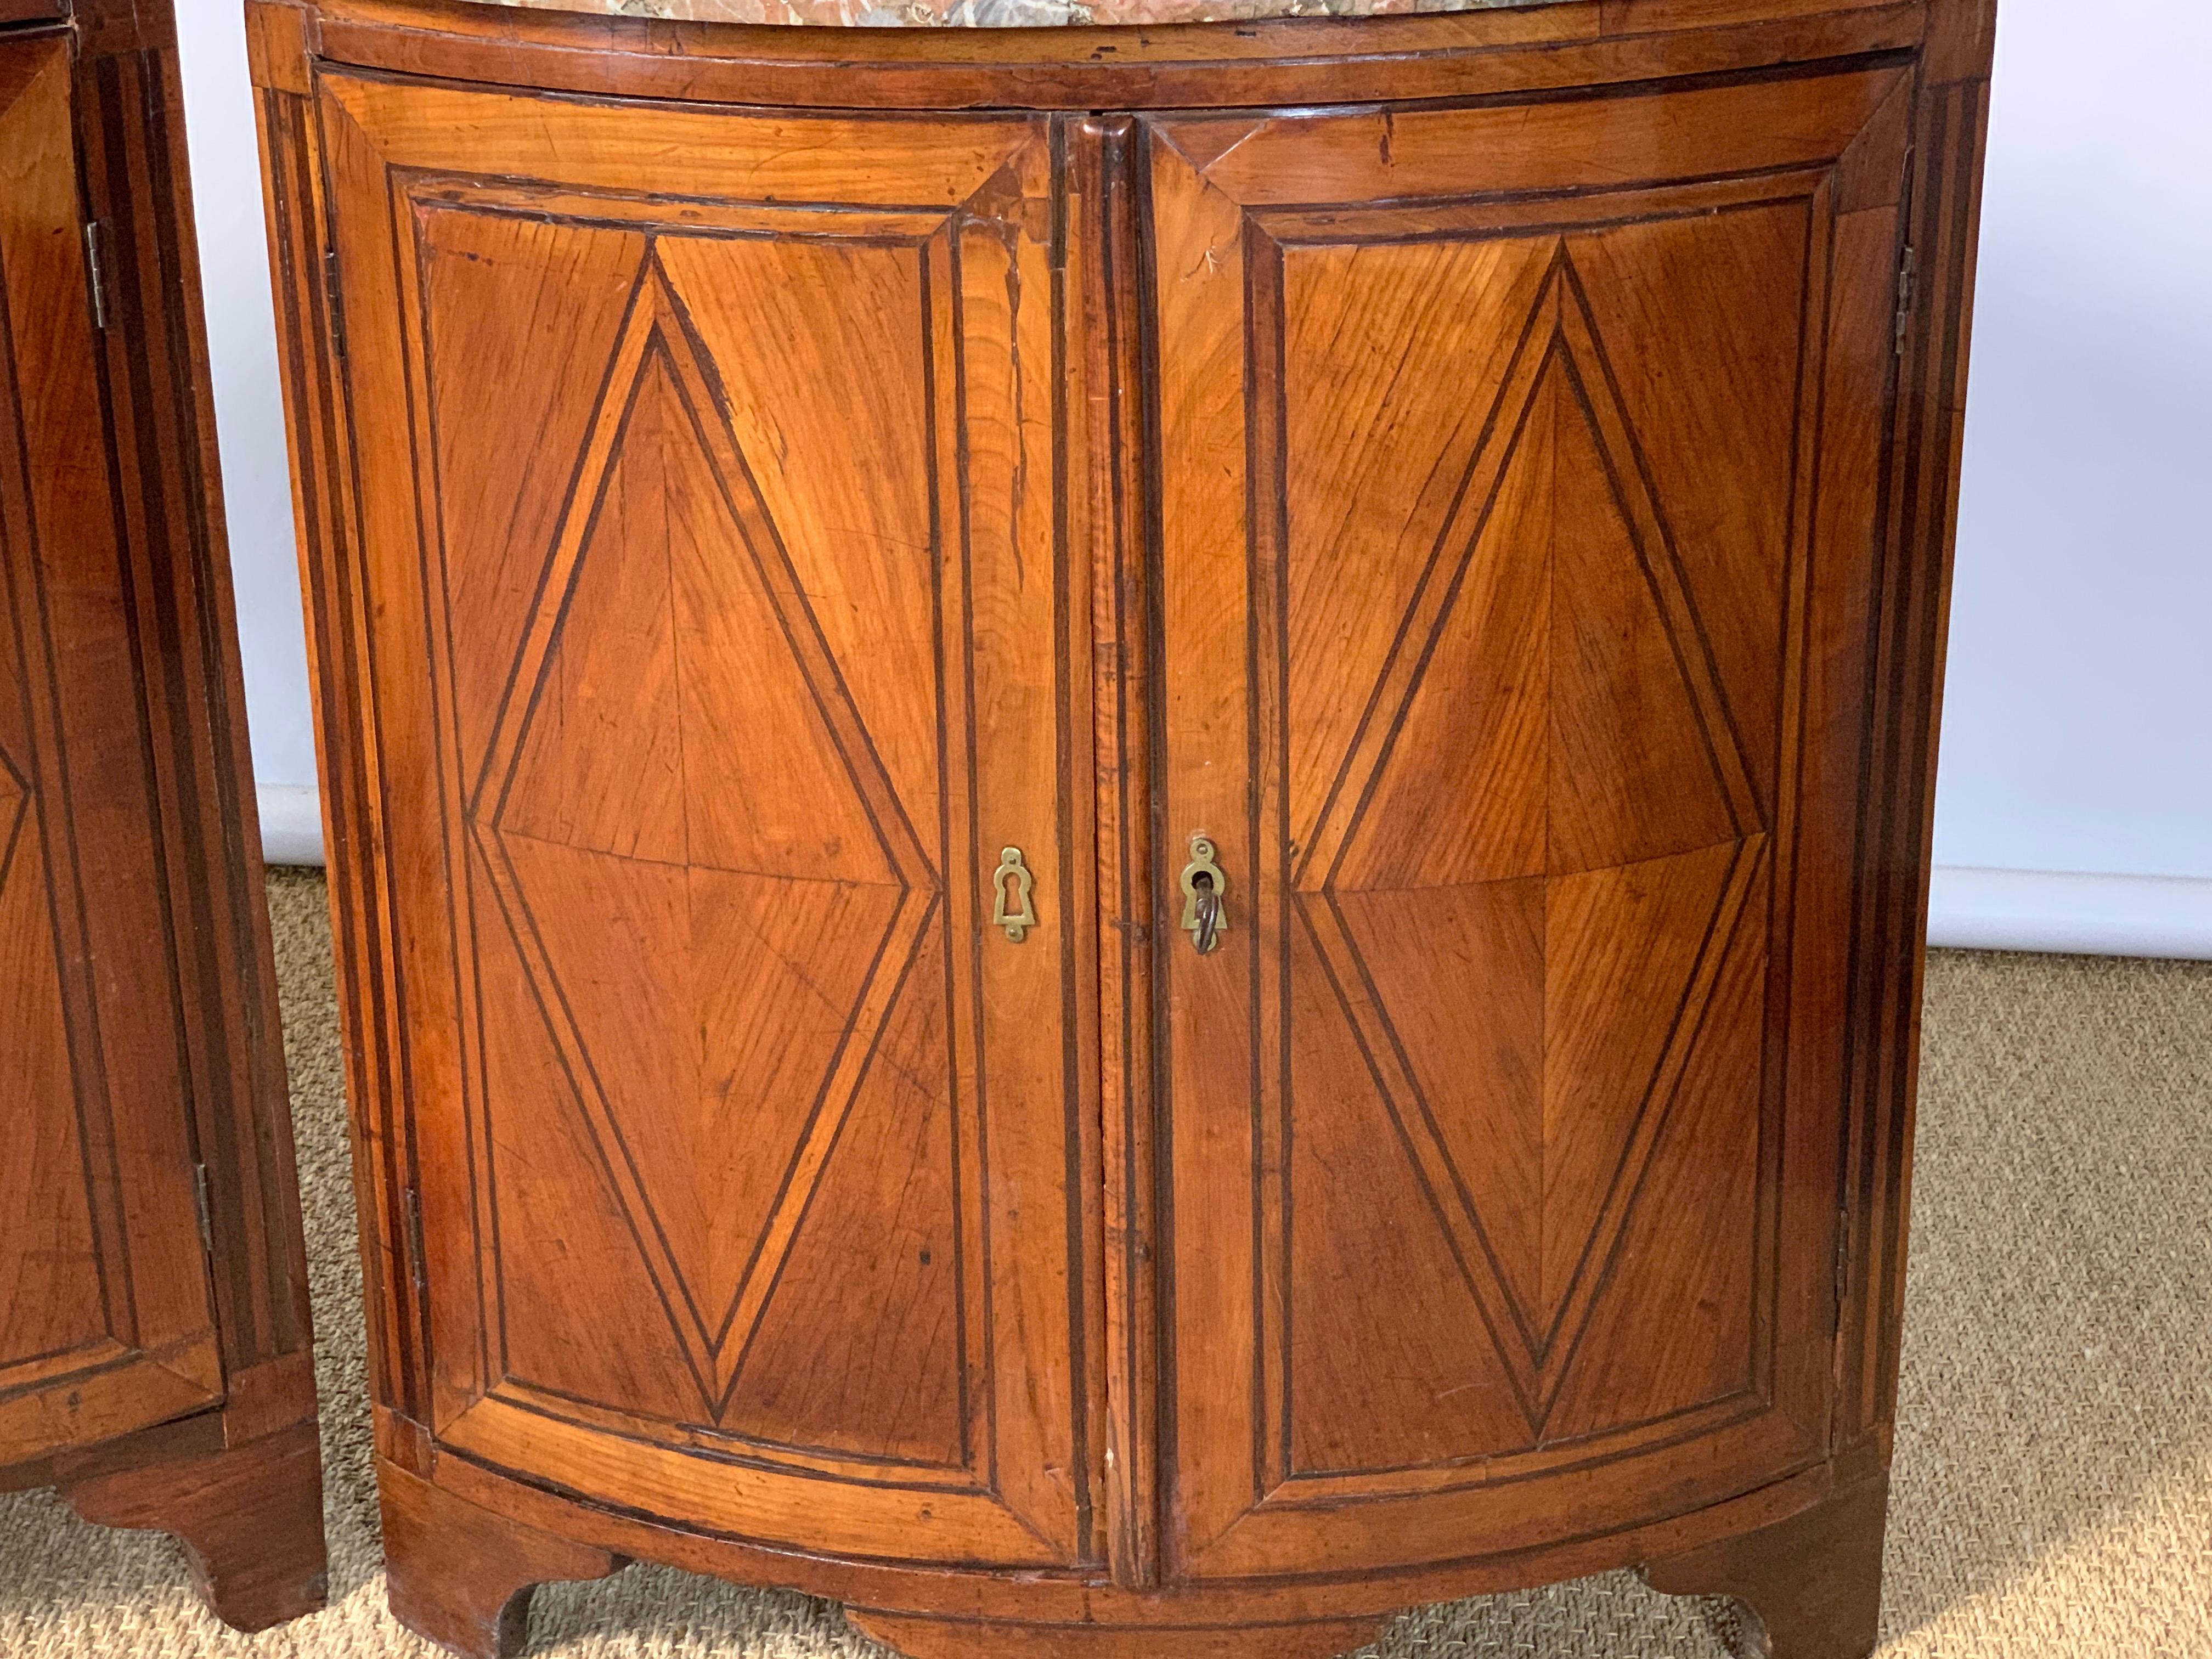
[[1146, 61, 1915, 1579]]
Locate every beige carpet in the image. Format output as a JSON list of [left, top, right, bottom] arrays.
[[2, 868, 2207, 1657]]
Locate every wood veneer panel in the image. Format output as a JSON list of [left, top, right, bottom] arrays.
[[277, 64, 1098, 1574], [1147, 58, 1905, 1584]]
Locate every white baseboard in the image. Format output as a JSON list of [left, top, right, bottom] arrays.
[[256, 783, 325, 867], [251, 787, 2210, 960], [1928, 865, 2212, 960]]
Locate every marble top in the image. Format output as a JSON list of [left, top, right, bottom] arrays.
[[472, 0, 1575, 32]]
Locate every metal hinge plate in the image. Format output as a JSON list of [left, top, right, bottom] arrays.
[[1894, 245, 1919, 355], [83, 223, 109, 330], [1832, 1216, 1851, 1328], [190, 1163, 214, 1254], [403, 1185, 429, 1299], [323, 246, 347, 363]]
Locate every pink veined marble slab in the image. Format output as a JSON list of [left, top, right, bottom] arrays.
[[463, 0, 1577, 33]]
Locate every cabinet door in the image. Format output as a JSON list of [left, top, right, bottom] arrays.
[[1146, 64, 1913, 1577], [292, 75, 1096, 1566], [0, 34, 224, 1460]]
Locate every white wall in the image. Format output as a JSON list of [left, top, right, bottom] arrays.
[[173, 0, 2212, 953], [1931, 0, 2212, 954], [174, 0, 323, 863]]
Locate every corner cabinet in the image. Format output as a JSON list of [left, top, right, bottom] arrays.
[[251, 1, 1993, 1655], [0, 0, 324, 1630]]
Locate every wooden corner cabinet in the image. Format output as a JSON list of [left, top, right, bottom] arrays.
[[250, 0, 1992, 1654], [0, 0, 326, 1630]]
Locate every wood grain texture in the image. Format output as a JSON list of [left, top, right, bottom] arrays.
[[1922, 0, 1996, 83], [272, 65, 1095, 1576], [1832, 67, 1991, 1459], [850, 1610, 1389, 1659], [70, 0, 312, 1389], [1642, 1474, 1890, 1659], [277, 0, 1925, 110], [255, 1, 1988, 1653], [1068, 113, 1160, 1593], [381, 1457, 628, 1659], [0, 28, 219, 1463], [59, 1416, 328, 1633], [1146, 64, 1897, 1583], [423, 1438, 1865, 1627], [1, 0, 324, 1627]]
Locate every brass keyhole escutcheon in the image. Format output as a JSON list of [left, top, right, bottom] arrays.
[[1180, 835, 1227, 955], [992, 847, 1037, 943]]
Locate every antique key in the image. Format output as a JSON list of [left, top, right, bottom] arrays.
[[1180, 836, 1227, 955]]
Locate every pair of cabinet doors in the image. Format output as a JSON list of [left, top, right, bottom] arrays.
[[300, 53, 1920, 1583]]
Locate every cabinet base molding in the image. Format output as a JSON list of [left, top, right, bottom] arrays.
[[381, 1458, 630, 1659], [848, 1611, 1388, 1659], [1640, 1475, 1889, 1659], [57, 1417, 328, 1633], [379, 1453, 1889, 1659]]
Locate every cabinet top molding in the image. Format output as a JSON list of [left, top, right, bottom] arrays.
[[466, 0, 1573, 29], [251, 0, 1994, 106]]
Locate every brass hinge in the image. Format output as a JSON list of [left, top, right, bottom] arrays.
[[323, 246, 347, 364], [403, 1185, 429, 1300], [190, 1163, 214, 1255], [1832, 1216, 1852, 1330], [1893, 245, 1919, 356], [83, 223, 109, 330]]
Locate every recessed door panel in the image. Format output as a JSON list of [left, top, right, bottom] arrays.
[[1145, 65, 1912, 1578], [309, 75, 1094, 1567]]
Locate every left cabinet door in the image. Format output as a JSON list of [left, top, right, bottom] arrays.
[[270, 71, 1099, 1568], [0, 32, 224, 1459]]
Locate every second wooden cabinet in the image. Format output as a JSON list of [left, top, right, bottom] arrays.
[[3, 0, 323, 1629], [255, 1, 1989, 1654]]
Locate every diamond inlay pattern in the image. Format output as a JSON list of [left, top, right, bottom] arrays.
[[0, 742, 26, 899], [472, 252, 939, 1416], [1295, 246, 1767, 1433]]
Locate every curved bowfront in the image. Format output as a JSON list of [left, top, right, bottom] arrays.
[[250, 1, 1994, 1654]]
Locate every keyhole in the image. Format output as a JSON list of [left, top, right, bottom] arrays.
[[992, 846, 1036, 943], [1180, 834, 1227, 955], [1191, 871, 1220, 954]]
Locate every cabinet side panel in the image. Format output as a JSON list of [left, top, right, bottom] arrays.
[[1835, 70, 1989, 1452], [251, 64, 424, 1430]]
